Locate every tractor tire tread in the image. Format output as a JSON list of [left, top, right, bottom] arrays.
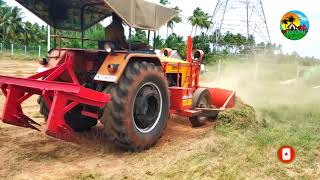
[[101, 61, 169, 151]]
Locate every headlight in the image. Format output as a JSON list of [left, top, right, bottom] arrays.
[[192, 49, 204, 62], [104, 42, 114, 53], [161, 48, 173, 57]]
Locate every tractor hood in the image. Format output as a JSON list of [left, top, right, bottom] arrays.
[[15, 0, 176, 32]]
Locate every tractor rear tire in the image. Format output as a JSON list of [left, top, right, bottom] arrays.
[[38, 96, 49, 120], [189, 88, 218, 127], [38, 97, 97, 132], [100, 61, 169, 151]]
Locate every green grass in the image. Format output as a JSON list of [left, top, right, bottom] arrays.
[[0, 52, 40, 61], [97, 58, 320, 179], [184, 59, 320, 179], [149, 90, 320, 179], [284, 30, 308, 40]]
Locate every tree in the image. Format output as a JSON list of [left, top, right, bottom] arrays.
[[193, 33, 210, 62], [281, 19, 289, 29], [0, 4, 11, 41], [0, 0, 5, 7], [288, 16, 296, 25], [154, 35, 165, 49], [21, 21, 34, 46], [188, 7, 208, 36], [199, 13, 212, 34], [165, 33, 186, 58], [159, 0, 170, 5], [4, 7, 23, 43], [166, 6, 182, 37], [131, 29, 148, 43]]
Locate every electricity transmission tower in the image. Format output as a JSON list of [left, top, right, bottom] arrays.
[[208, 0, 271, 45]]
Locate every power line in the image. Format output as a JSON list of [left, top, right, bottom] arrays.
[[208, 0, 271, 44]]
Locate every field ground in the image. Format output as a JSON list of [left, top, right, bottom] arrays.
[[0, 55, 319, 179]]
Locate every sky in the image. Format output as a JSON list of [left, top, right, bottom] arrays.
[[4, 0, 320, 58]]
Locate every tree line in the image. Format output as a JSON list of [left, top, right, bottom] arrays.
[[0, 0, 318, 64], [0, 0, 47, 46]]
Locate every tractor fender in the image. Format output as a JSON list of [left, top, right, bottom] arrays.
[[94, 52, 162, 84]]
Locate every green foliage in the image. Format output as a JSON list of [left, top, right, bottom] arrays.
[[155, 35, 165, 49], [1, 1, 318, 66], [159, 0, 170, 5], [165, 33, 186, 58], [0, 2, 46, 46], [130, 29, 148, 43], [217, 98, 258, 130], [188, 7, 212, 36], [283, 30, 307, 40]]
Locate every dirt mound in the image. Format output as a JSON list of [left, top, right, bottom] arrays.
[[216, 98, 258, 129]]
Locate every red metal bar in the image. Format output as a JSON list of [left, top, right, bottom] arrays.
[[28, 66, 58, 79], [187, 36, 193, 63], [81, 110, 99, 119], [45, 63, 68, 81], [194, 62, 200, 89], [1, 85, 7, 96], [177, 63, 180, 87], [0, 75, 81, 94], [67, 67, 80, 84], [17, 93, 33, 104], [63, 102, 79, 114], [46, 91, 74, 141], [0, 51, 111, 141], [188, 63, 193, 89], [43, 94, 53, 109]]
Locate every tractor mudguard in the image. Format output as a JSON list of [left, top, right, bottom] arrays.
[[94, 53, 162, 83]]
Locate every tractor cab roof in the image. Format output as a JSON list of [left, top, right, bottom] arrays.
[[15, 0, 176, 32]]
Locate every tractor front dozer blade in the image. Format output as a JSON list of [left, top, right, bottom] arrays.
[[0, 52, 110, 141]]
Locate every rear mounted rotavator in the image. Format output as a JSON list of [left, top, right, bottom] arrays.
[[164, 36, 236, 127]]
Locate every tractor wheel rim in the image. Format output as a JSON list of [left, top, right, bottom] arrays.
[[132, 82, 162, 133]]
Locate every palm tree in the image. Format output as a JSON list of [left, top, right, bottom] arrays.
[[199, 13, 212, 33], [21, 21, 34, 46], [281, 19, 289, 29], [188, 7, 206, 36], [154, 35, 164, 49], [288, 16, 295, 25], [5, 7, 23, 43], [166, 6, 182, 37], [160, 0, 170, 5], [0, 0, 5, 7], [165, 33, 186, 58], [0, 4, 11, 41]]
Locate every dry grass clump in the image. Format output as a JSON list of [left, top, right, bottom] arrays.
[[217, 98, 258, 129]]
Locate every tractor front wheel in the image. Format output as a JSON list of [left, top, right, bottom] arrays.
[[100, 61, 169, 151]]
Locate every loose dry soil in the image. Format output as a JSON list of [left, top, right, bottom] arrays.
[[0, 58, 222, 179]]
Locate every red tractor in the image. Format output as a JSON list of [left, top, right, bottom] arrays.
[[0, 0, 235, 151]]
